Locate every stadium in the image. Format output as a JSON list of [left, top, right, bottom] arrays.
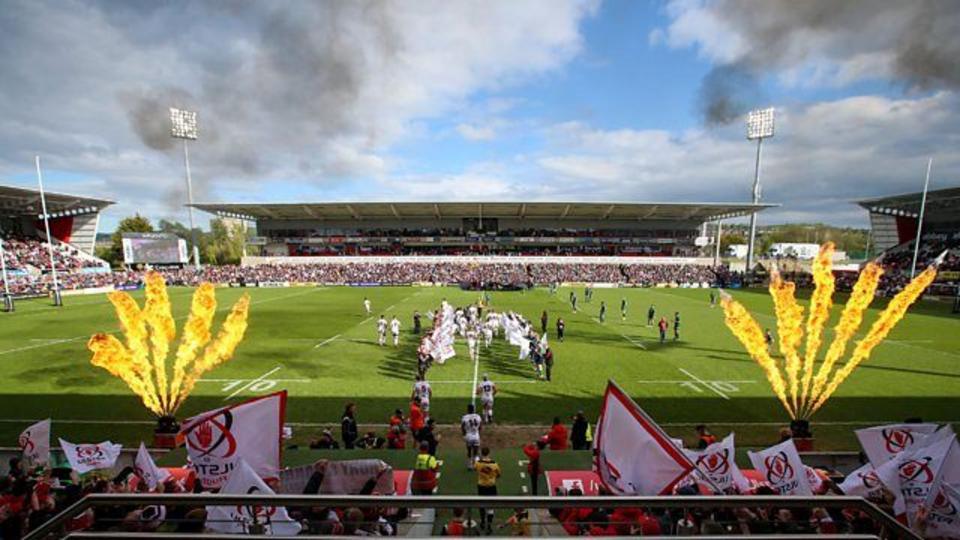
[[3, 2, 960, 538]]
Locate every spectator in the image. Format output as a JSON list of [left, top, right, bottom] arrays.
[[341, 403, 358, 449], [441, 507, 466, 536], [501, 508, 531, 536], [421, 418, 440, 456], [695, 424, 717, 449], [546, 417, 568, 450], [309, 430, 340, 450], [356, 431, 385, 449], [409, 399, 426, 442], [476, 447, 501, 534]]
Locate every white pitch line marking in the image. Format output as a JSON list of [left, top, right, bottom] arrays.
[[197, 378, 310, 383], [621, 333, 646, 350], [429, 380, 538, 385], [224, 366, 282, 401], [521, 486, 528, 494], [636, 380, 756, 384], [678, 368, 729, 400], [313, 334, 341, 349]]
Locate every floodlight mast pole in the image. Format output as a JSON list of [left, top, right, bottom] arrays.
[[182, 140, 200, 270], [745, 107, 774, 276], [0, 236, 12, 312], [35, 156, 62, 306], [909, 158, 933, 279]]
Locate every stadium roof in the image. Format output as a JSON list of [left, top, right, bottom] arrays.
[[0, 183, 114, 217], [191, 201, 776, 222], [857, 186, 960, 220]]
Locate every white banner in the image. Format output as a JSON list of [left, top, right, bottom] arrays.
[[19, 419, 51, 467], [594, 382, 695, 495], [135, 442, 170, 490], [206, 460, 302, 535], [318, 459, 395, 495], [855, 423, 939, 467], [924, 482, 960, 538], [875, 429, 957, 527], [838, 462, 885, 500], [59, 438, 122, 474], [684, 433, 748, 493], [180, 391, 287, 490], [748, 439, 812, 496]]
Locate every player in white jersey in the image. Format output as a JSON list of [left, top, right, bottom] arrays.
[[466, 326, 479, 362], [461, 403, 483, 469], [364, 297, 372, 315], [482, 320, 494, 348], [468, 304, 478, 323], [412, 375, 432, 412], [390, 316, 401, 346], [475, 375, 497, 424], [377, 315, 387, 346]]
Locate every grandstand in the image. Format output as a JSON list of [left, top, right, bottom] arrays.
[[858, 186, 960, 300], [0, 183, 113, 256], [191, 201, 775, 260]]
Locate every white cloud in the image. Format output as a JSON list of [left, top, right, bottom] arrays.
[[456, 123, 497, 141]]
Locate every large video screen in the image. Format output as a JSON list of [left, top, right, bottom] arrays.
[[121, 233, 188, 264]]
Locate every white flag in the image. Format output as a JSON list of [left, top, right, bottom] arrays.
[[684, 433, 749, 493], [594, 381, 696, 495], [206, 460, 302, 535], [748, 439, 813, 496], [856, 423, 938, 467], [180, 391, 286, 490], [875, 429, 957, 527], [19, 419, 51, 467], [838, 462, 885, 500], [135, 442, 170, 490], [924, 482, 960, 538], [59, 438, 122, 474]]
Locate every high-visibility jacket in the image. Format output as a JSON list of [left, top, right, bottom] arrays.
[[585, 423, 593, 443], [411, 452, 438, 492]]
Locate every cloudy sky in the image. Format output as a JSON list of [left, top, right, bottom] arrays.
[[1, 0, 958, 230]]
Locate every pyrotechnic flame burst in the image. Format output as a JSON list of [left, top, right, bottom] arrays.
[[720, 242, 940, 420], [87, 273, 250, 416]]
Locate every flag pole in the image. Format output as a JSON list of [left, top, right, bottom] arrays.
[[35, 156, 62, 306], [0, 236, 13, 312], [909, 158, 933, 279]]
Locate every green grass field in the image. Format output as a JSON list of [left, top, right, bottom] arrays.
[[1, 284, 958, 452]]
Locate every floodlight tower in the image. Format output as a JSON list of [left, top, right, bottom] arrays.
[[0, 236, 12, 312], [170, 107, 201, 270], [745, 107, 775, 274]]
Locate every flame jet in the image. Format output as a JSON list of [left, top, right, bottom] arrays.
[[88, 272, 250, 416]]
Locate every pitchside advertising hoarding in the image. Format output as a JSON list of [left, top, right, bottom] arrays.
[[121, 233, 188, 264]]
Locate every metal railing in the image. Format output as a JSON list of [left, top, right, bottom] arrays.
[[25, 494, 918, 539]]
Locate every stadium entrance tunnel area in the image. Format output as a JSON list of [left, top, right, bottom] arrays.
[[1, 285, 957, 453]]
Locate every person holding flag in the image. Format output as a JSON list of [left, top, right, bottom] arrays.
[[19, 419, 50, 468]]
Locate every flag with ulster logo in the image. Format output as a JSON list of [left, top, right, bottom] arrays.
[[59, 438, 122, 474], [684, 433, 749, 492], [748, 439, 813, 496], [135, 442, 170, 490], [838, 462, 885, 500], [206, 459, 302, 535], [593, 381, 697, 495], [855, 423, 938, 467], [923, 481, 960, 538], [179, 391, 287, 490], [875, 429, 956, 528], [19, 419, 51, 467]]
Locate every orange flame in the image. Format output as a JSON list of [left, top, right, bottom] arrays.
[[804, 262, 883, 417], [722, 243, 938, 420], [720, 293, 795, 418], [798, 242, 835, 407], [807, 264, 937, 415], [87, 272, 249, 416], [768, 270, 805, 412]]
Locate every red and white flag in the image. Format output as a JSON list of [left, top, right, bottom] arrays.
[[684, 433, 749, 493], [923, 481, 960, 538], [179, 391, 287, 490], [856, 423, 938, 467], [19, 419, 50, 467], [838, 462, 885, 500], [206, 459, 302, 535], [593, 381, 696, 495], [135, 442, 170, 490], [875, 429, 957, 527], [59, 438, 122, 474], [748, 439, 813, 496]]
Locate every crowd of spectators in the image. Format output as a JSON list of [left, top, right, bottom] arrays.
[[1, 235, 105, 273]]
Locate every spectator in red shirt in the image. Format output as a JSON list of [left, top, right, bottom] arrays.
[[547, 417, 568, 450], [523, 439, 547, 495]]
